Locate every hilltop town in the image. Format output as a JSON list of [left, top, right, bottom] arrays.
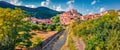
[[0, 0, 120, 50], [25, 9, 120, 25]]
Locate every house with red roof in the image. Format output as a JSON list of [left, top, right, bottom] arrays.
[[59, 9, 82, 25], [25, 17, 53, 24]]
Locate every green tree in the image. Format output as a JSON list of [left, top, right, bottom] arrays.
[[68, 10, 120, 50], [32, 36, 42, 47], [0, 8, 32, 50], [51, 15, 60, 24]]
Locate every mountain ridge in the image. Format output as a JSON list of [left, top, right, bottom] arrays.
[[0, 1, 62, 19]]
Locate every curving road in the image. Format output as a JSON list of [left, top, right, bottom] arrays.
[[52, 30, 67, 50]]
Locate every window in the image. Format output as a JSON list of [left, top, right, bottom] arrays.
[[70, 18, 73, 20]]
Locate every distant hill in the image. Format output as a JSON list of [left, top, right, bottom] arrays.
[[0, 1, 62, 19]]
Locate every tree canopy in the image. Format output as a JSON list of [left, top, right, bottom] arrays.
[[68, 10, 120, 50], [51, 15, 60, 24], [0, 7, 32, 50]]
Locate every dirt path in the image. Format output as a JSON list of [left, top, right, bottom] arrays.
[[72, 36, 86, 50]]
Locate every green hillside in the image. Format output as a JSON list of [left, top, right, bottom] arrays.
[[0, 1, 61, 19], [68, 10, 120, 50]]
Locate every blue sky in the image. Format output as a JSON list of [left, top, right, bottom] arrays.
[[1, 0, 120, 15]]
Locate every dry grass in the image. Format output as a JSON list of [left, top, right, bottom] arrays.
[[31, 30, 58, 41]]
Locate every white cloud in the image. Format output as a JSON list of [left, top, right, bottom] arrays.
[[52, 5, 56, 10], [40, 0, 50, 7], [51, 5, 63, 11], [9, 0, 22, 6], [55, 5, 62, 11], [100, 7, 106, 12], [89, 12, 93, 14], [41, 2, 46, 6], [40, 0, 66, 11], [25, 5, 37, 8], [67, 0, 74, 9], [91, 0, 96, 5], [46, 0, 50, 6], [86, 9, 89, 12]]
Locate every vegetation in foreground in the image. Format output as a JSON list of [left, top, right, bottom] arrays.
[[0, 7, 32, 50], [67, 10, 120, 50], [0, 7, 64, 50]]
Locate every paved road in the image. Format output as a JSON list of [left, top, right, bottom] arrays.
[[41, 30, 64, 50], [52, 30, 67, 50]]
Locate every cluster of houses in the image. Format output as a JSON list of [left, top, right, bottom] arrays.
[[59, 9, 82, 25], [25, 9, 120, 25], [59, 9, 103, 25], [24, 17, 53, 24]]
